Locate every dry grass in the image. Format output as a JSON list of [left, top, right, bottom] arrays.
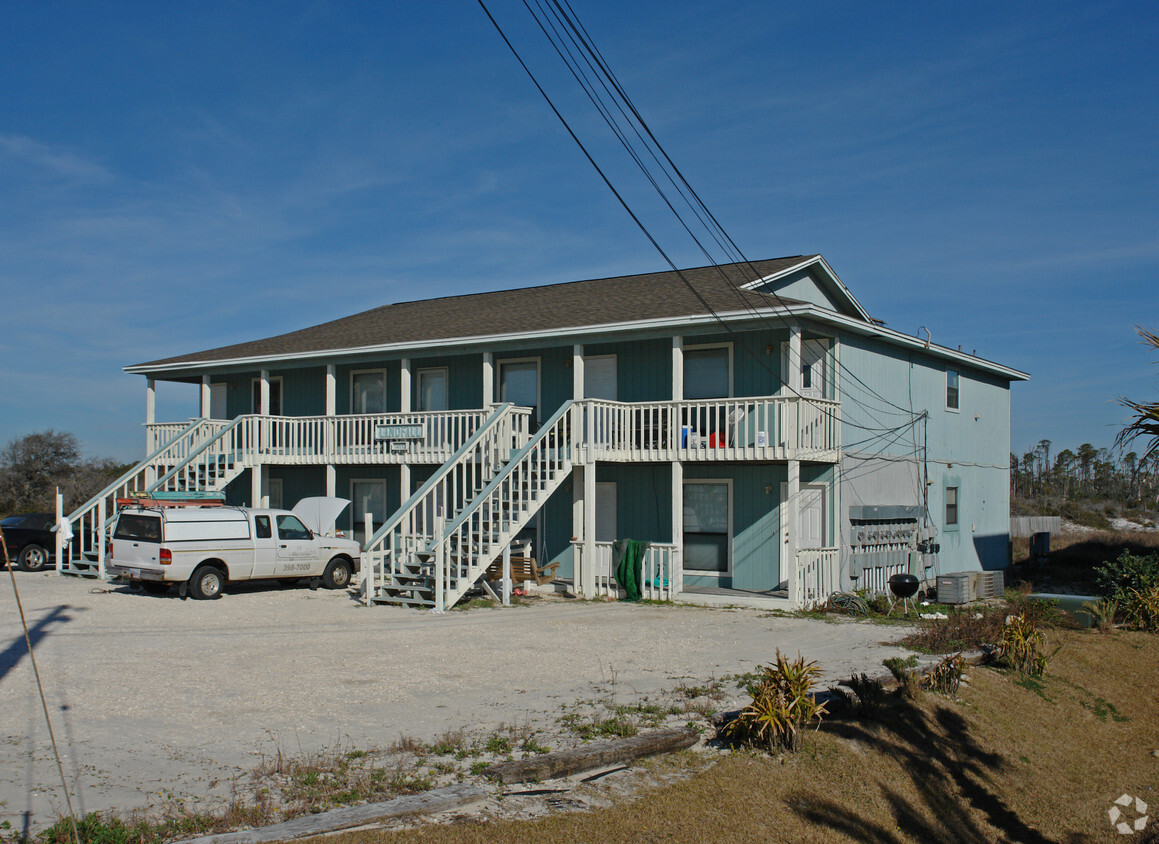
[[321, 630, 1159, 844]]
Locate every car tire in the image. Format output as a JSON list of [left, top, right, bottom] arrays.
[[18, 544, 49, 572], [323, 557, 352, 590], [142, 581, 171, 595], [189, 566, 225, 600]]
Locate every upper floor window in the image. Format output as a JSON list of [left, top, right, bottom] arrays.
[[946, 369, 960, 410], [417, 367, 449, 411], [352, 370, 386, 414], [684, 346, 730, 399], [945, 486, 959, 527]]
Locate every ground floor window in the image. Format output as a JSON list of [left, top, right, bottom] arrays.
[[351, 479, 387, 545], [683, 480, 730, 574]]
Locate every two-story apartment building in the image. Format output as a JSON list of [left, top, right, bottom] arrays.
[[60, 255, 1027, 610]]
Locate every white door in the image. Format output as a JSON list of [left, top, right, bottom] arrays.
[[209, 383, 228, 419], [798, 485, 825, 549], [274, 513, 323, 575], [800, 340, 828, 400], [252, 514, 277, 578]]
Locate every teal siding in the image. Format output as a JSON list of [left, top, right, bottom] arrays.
[[678, 328, 789, 397], [268, 466, 326, 509], [273, 367, 326, 416], [684, 463, 787, 591]]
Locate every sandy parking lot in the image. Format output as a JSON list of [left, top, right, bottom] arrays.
[[1, 572, 914, 830]]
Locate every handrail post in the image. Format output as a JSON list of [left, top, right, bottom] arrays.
[[96, 497, 106, 580], [502, 543, 511, 606], [433, 511, 445, 613]]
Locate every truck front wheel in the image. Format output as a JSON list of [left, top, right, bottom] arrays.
[[323, 557, 352, 590], [189, 566, 226, 600]]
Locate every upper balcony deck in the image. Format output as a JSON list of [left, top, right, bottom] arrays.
[[146, 395, 841, 467]]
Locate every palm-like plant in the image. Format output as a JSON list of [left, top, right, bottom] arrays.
[[1115, 327, 1159, 464]]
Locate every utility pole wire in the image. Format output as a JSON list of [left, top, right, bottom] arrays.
[[1, 520, 80, 844]]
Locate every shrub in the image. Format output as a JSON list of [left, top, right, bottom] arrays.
[[996, 613, 1048, 676], [1095, 550, 1159, 603], [883, 655, 923, 700], [722, 650, 828, 753], [842, 672, 887, 717], [1123, 585, 1159, 632], [923, 653, 966, 695], [1082, 597, 1119, 633], [899, 606, 1005, 653]]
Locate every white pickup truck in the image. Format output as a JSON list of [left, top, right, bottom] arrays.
[[107, 498, 362, 599]]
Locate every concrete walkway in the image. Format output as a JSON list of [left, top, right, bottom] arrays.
[[0, 572, 913, 830]]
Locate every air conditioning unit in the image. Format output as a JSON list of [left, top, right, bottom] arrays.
[[937, 573, 976, 604], [976, 570, 1005, 599]]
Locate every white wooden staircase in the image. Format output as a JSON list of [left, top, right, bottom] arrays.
[[364, 401, 576, 610]]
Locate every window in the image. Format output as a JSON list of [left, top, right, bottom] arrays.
[[351, 479, 387, 545], [352, 370, 386, 414], [946, 369, 960, 410], [945, 487, 959, 527], [683, 481, 730, 574], [276, 514, 312, 540], [113, 514, 161, 542], [417, 367, 449, 411], [683, 346, 730, 399], [254, 516, 272, 539]]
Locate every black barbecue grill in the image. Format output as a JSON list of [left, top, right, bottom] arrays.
[[888, 573, 920, 615]]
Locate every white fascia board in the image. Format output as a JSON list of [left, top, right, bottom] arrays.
[[738, 255, 873, 323], [125, 302, 1027, 382]]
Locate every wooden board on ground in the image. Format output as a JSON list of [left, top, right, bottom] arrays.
[[483, 727, 699, 785], [173, 783, 487, 844]]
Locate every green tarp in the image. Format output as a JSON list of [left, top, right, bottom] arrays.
[[613, 539, 650, 602]]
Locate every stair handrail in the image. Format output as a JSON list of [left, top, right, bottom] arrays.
[[64, 417, 211, 523], [147, 415, 250, 492], [362, 402, 518, 552], [437, 400, 575, 543]]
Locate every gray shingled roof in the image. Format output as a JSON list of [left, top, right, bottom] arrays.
[[132, 257, 820, 369]]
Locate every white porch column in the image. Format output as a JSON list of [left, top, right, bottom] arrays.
[[200, 376, 211, 418], [788, 325, 802, 393], [786, 459, 801, 606], [482, 352, 494, 406], [251, 466, 269, 508], [582, 464, 597, 597], [325, 365, 336, 415], [400, 358, 411, 413], [400, 464, 410, 512], [671, 461, 683, 596], [145, 378, 156, 454], [572, 344, 584, 399], [671, 337, 683, 400], [326, 465, 336, 498], [259, 370, 270, 415], [571, 467, 584, 592]]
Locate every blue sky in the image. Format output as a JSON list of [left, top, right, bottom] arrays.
[[1, 1, 1157, 463]]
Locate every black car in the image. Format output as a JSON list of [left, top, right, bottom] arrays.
[[1, 512, 57, 571]]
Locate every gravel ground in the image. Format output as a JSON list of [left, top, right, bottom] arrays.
[[0, 571, 915, 832]]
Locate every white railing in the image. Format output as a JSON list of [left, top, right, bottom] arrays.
[[362, 404, 531, 605], [855, 561, 908, 597], [578, 396, 840, 462], [795, 547, 840, 608], [571, 541, 679, 601], [57, 419, 221, 577]]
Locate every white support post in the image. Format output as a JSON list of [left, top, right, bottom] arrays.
[[671, 461, 683, 596], [200, 376, 211, 419], [326, 464, 336, 498], [145, 378, 156, 454], [96, 497, 106, 580], [671, 337, 683, 401], [787, 459, 801, 607], [259, 370, 271, 415], [251, 466, 268, 508], [400, 359, 412, 413], [788, 326, 802, 454], [502, 543, 512, 606], [325, 364, 337, 461], [55, 489, 64, 576], [482, 352, 494, 406], [572, 345, 584, 399], [572, 466, 585, 593], [399, 464, 410, 517], [582, 462, 596, 597]]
